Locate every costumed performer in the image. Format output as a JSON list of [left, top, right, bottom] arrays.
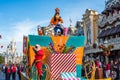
[[32, 44, 44, 79], [50, 8, 64, 35]]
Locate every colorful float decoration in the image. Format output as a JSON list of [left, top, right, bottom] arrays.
[[99, 44, 114, 56], [26, 35, 85, 80], [21, 8, 111, 80]]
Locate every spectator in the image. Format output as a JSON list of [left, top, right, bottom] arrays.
[[95, 59, 102, 68], [105, 62, 110, 78], [110, 60, 114, 71], [113, 60, 119, 79], [11, 64, 17, 80], [109, 70, 117, 80], [2, 64, 5, 73], [5, 65, 11, 80], [17, 64, 23, 80]]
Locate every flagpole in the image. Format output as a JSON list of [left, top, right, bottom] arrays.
[[69, 17, 72, 26]]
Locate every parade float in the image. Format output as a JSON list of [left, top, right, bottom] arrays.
[[21, 8, 111, 80]]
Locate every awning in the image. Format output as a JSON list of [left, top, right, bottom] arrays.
[[98, 26, 120, 39], [98, 27, 116, 38], [104, 28, 111, 36], [102, 28, 111, 37], [97, 30, 106, 38], [116, 25, 120, 33], [110, 26, 120, 35]]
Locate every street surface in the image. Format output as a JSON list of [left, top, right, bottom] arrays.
[[0, 71, 19, 80]]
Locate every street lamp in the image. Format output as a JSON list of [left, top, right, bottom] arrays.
[[104, 40, 109, 63]]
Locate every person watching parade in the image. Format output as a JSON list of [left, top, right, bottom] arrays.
[[11, 64, 17, 80]]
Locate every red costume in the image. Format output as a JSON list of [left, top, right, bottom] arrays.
[[34, 49, 44, 75]]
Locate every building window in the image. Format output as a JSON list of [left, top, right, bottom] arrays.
[[107, 36, 110, 40], [118, 33, 120, 37], [112, 35, 116, 38], [87, 26, 91, 44]]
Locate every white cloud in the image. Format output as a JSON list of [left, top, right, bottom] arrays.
[[0, 19, 49, 53], [12, 19, 49, 53], [12, 19, 49, 42]]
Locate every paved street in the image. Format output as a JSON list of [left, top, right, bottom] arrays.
[[0, 71, 19, 80]]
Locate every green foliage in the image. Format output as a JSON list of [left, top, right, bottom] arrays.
[[0, 55, 4, 64]]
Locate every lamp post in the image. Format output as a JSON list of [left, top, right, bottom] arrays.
[[104, 40, 109, 63]]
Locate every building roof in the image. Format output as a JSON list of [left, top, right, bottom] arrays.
[[110, 26, 119, 35], [97, 30, 106, 38], [98, 25, 120, 38]]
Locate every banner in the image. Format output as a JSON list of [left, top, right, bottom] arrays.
[[23, 36, 27, 54]]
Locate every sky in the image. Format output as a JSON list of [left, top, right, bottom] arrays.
[[0, 0, 105, 55]]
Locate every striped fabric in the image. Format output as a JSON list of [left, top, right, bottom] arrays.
[[62, 78, 80, 80], [48, 54, 76, 79], [61, 72, 77, 78]]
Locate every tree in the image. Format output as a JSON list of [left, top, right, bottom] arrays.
[[0, 55, 4, 64]]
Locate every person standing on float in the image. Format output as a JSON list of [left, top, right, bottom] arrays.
[[32, 44, 44, 79], [50, 8, 63, 25], [50, 8, 64, 35]]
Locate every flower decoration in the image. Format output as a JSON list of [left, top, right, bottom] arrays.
[[48, 42, 75, 54]]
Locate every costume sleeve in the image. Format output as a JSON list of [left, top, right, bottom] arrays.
[[50, 17, 54, 25], [37, 50, 44, 56], [60, 18, 63, 23]]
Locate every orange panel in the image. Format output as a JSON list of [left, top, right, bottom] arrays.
[[28, 46, 51, 66], [51, 36, 69, 53], [73, 47, 84, 65], [28, 46, 35, 66]]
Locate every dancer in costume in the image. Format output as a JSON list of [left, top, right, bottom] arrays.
[[50, 8, 63, 25], [50, 8, 64, 35], [32, 44, 44, 79]]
